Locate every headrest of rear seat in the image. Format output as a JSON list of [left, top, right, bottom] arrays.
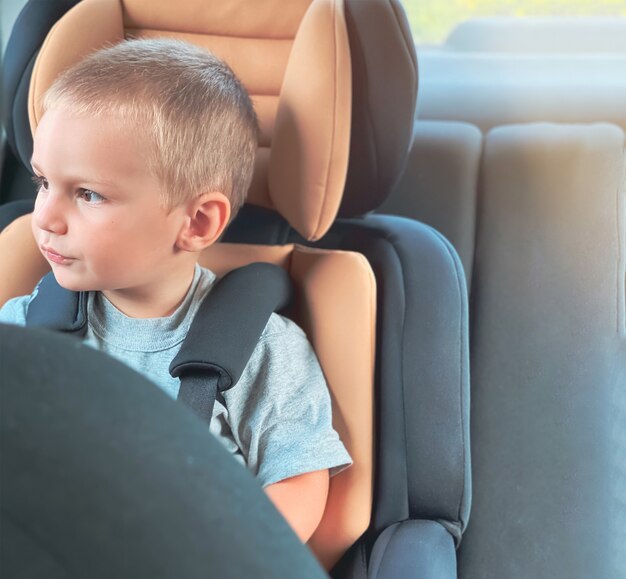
[[28, 0, 351, 241], [25, 0, 416, 238]]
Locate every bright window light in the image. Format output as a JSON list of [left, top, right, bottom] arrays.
[[403, 0, 626, 45]]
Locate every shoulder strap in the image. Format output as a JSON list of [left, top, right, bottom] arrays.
[[25, 272, 88, 337], [23, 265, 293, 425], [170, 262, 292, 423]]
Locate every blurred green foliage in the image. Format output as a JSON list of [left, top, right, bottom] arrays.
[[402, 0, 626, 44]]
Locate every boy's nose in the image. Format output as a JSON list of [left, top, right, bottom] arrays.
[[33, 191, 68, 235]]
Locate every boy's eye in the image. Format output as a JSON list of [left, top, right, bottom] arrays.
[[78, 189, 105, 204], [32, 175, 49, 191]]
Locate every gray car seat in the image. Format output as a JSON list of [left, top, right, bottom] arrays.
[[383, 99, 626, 579]]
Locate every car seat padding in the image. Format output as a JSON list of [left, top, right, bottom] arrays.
[[27, 0, 351, 242]]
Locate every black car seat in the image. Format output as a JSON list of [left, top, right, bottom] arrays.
[[0, 0, 471, 576]]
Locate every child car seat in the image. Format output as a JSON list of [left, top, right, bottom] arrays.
[[0, 0, 470, 576]]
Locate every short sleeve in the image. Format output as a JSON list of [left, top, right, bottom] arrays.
[[222, 313, 352, 488], [0, 294, 33, 326]]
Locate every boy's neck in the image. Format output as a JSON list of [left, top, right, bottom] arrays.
[[101, 264, 198, 319]]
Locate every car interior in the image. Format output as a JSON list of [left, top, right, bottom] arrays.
[[0, 0, 624, 578]]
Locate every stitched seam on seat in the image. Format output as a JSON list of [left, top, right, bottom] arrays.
[[388, 0, 417, 92], [379, 234, 411, 523], [376, 219, 467, 527], [396, 241, 414, 520], [313, 0, 340, 240], [358, 540, 368, 574], [358, 219, 418, 524], [427, 225, 469, 528], [376, 523, 402, 576], [124, 26, 297, 42]]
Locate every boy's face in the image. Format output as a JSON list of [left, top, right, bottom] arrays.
[[31, 108, 189, 294]]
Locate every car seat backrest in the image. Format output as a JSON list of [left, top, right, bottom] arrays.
[[457, 123, 626, 579], [27, 0, 351, 242], [0, 212, 376, 570]]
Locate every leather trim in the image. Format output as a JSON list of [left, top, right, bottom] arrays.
[[121, 0, 312, 39], [28, 0, 125, 133], [124, 29, 292, 97], [292, 246, 375, 569], [269, 0, 351, 241]]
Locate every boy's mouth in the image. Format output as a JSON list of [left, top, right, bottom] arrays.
[[41, 245, 75, 265]]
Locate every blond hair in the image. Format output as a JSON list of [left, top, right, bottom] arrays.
[[43, 38, 258, 217]]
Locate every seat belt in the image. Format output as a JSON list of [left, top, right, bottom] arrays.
[[170, 262, 292, 422], [25, 271, 89, 336], [25, 262, 293, 423]]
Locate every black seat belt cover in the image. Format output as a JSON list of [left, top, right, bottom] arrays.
[[169, 262, 293, 393], [25, 272, 88, 337]]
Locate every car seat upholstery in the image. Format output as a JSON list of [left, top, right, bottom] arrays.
[[458, 124, 626, 579], [0, 0, 471, 576], [378, 120, 482, 284], [380, 121, 626, 577]]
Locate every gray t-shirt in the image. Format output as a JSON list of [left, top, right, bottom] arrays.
[[0, 265, 352, 487]]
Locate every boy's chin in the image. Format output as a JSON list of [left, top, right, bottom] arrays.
[[50, 270, 96, 293]]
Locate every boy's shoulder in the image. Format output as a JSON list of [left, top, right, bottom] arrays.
[[197, 264, 307, 344], [260, 312, 306, 342], [252, 312, 319, 374], [0, 288, 39, 326]]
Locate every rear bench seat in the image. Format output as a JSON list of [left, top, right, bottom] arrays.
[[380, 19, 626, 571]]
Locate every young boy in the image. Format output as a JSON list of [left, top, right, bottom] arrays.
[[0, 39, 351, 542]]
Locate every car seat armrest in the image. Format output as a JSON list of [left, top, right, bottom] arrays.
[[368, 520, 456, 579]]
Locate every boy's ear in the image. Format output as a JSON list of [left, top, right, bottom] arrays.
[[176, 192, 231, 252]]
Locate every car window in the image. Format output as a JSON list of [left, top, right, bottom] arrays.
[[403, 0, 626, 46]]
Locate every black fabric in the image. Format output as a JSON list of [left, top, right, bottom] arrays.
[[0, 324, 328, 579], [330, 541, 369, 579], [223, 205, 293, 245], [170, 262, 291, 426], [169, 262, 292, 392], [339, 0, 418, 217], [176, 373, 220, 424], [0, 150, 37, 205], [25, 272, 88, 335], [0, 198, 34, 229], [368, 521, 456, 579], [2, 0, 81, 170]]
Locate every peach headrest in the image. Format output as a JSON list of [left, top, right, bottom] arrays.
[[29, 0, 351, 241]]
